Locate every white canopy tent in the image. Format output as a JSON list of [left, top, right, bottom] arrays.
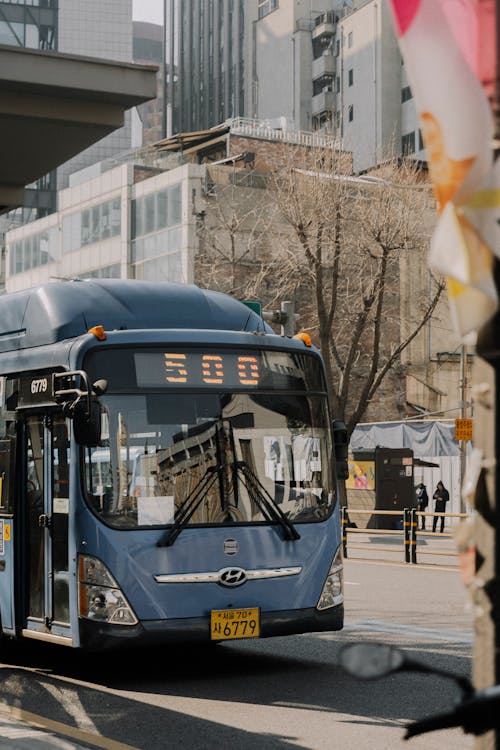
[[350, 420, 468, 517]]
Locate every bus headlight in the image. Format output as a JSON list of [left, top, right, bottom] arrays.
[[78, 555, 138, 625], [316, 547, 344, 610]]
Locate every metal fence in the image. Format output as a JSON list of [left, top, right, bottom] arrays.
[[340, 507, 469, 565]]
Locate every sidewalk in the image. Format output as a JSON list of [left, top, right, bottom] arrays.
[[0, 712, 93, 750], [0, 704, 132, 750]]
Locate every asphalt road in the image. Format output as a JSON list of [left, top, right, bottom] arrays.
[[0, 560, 473, 750]]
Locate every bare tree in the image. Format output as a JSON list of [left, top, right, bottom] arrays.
[[195, 149, 444, 437], [195, 166, 278, 300]]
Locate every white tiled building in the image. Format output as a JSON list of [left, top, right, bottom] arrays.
[[6, 162, 205, 293]]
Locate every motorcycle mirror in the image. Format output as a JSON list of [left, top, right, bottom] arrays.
[[339, 642, 405, 680]]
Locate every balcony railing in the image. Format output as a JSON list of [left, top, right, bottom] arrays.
[[311, 91, 335, 116], [312, 54, 335, 80], [226, 117, 338, 149]]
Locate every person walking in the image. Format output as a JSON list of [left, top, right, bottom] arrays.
[[432, 480, 449, 533], [415, 483, 429, 529]]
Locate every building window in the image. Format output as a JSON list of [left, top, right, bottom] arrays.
[[258, 0, 278, 19], [401, 85, 412, 103], [336, 75, 340, 93], [348, 104, 353, 122], [402, 131, 416, 155], [348, 68, 353, 87], [335, 39, 340, 56], [61, 197, 121, 254], [418, 129, 425, 151], [133, 184, 182, 240], [347, 31, 353, 48], [8, 226, 58, 276]]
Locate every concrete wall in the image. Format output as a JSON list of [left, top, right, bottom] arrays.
[[255, 3, 295, 125]]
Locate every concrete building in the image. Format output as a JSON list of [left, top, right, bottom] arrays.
[[164, 0, 423, 173], [6, 159, 198, 293], [164, 0, 254, 136], [133, 21, 164, 145]]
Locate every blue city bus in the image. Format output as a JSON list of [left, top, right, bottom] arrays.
[[0, 280, 346, 649]]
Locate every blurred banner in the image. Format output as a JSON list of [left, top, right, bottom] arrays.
[[386, 0, 497, 337]]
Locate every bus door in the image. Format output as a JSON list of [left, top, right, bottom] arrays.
[[0, 435, 16, 635], [24, 413, 71, 639]]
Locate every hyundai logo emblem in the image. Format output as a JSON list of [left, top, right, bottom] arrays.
[[218, 567, 247, 587], [224, 538, 238, 556]]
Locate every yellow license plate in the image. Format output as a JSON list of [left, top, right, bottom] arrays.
[[210, 607, 260, 641]]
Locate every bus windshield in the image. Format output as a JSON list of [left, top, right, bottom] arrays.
[[82, 390, 335, 529], [85, 393, 333, 528]]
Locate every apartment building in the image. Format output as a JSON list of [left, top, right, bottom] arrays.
[[164, 1, 423, 173]]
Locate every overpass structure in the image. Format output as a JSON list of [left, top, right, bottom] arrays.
[[0, 43, 157, 213]]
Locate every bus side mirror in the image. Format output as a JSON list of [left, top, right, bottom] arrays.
[[73, 398, 102, 447], [54, 373, 107, 448], [332, 419, 349, 480]]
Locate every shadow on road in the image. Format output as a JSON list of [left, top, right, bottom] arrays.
[[0, 634, 471, 749]]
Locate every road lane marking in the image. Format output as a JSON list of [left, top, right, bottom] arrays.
[[0, 701, 139, 750], [42, 681, 100, 734], [344, 619, 473, 643]]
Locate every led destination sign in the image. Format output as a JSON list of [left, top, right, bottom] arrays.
[[83, 348, 325, 393], [135, 351, 261, 389]]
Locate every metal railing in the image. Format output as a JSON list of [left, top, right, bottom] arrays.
[[225, 117, 339, 149], [341, 507, 470, 565]]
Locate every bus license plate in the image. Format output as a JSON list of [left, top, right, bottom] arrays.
[[210, 607, 260, 641]]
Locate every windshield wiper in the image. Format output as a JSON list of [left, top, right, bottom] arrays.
[[236, 461, 300, 541], [157, 464, 223, 547], [157, 459, 301, 547]]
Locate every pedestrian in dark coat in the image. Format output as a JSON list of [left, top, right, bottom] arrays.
[[415, 483, 429, 529], [432, 480, 449, 533]]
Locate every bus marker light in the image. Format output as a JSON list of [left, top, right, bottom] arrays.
[[293, 332, 312, 347], [87, 325, 106, 340]]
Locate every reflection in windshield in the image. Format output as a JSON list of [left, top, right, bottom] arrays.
[[83, 393, 334, 528]]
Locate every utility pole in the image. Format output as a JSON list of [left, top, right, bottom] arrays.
[[471, 4, 500, 748]]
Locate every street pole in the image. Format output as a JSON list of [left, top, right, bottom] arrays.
[[280, 300, 295, 337], [162, 0, 167, 140], [471, 4, 500, 747], [262, 301, 296, 337]]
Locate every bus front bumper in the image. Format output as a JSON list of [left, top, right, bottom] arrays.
[[78, 604, 344, 650]]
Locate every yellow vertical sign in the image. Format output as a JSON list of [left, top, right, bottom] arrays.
[[454, 418, 473, 441]]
